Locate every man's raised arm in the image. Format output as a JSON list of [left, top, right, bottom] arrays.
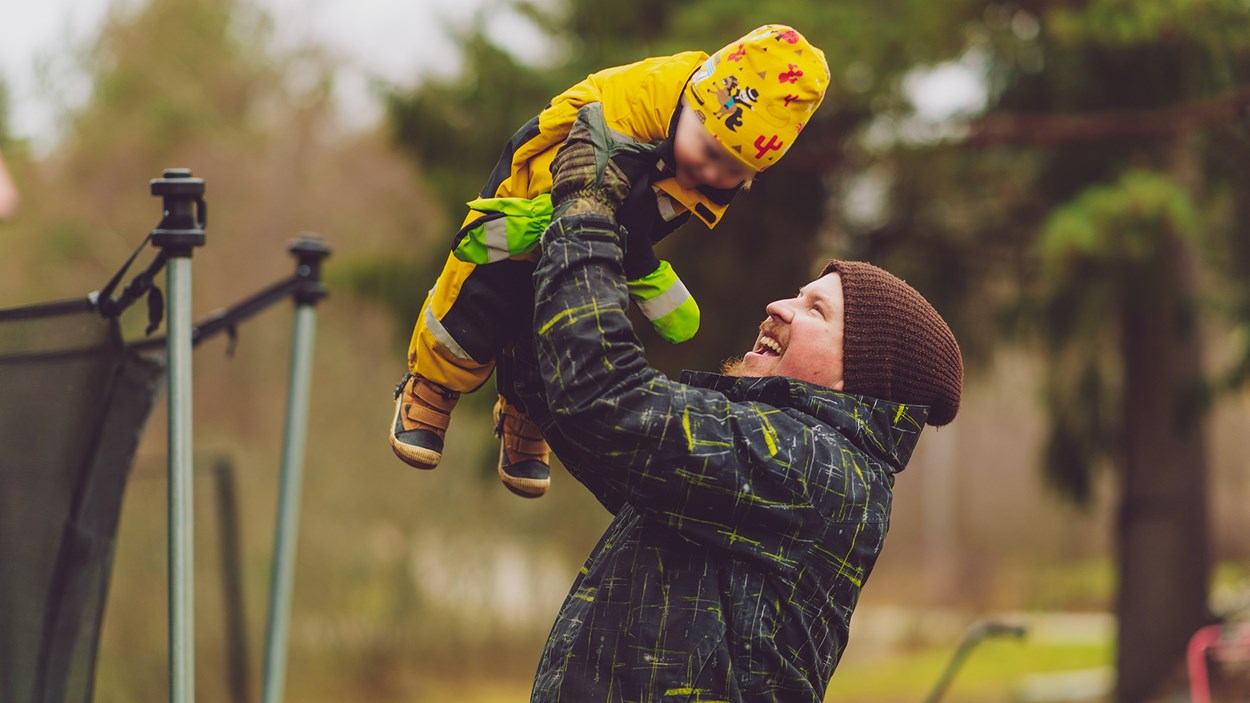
[[527, 106, 856, 564]]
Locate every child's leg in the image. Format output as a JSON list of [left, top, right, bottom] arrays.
[[493, 395, 550, 498], [407, 252, 501, 393], [493, 342, 551, 498], [390, 253, 538, 471]]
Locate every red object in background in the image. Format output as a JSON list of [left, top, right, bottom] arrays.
[[0, 150, 18, 221], [1188, 622, 1250, 703]]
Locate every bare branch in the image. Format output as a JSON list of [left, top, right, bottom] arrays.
[[966, 85, 1250, 145]]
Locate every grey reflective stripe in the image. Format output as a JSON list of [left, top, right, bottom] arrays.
[[654, 189, 681, 222], [635, 278, 691, 321], [483, 217, 510, 263], [424, 287, 474, 361]]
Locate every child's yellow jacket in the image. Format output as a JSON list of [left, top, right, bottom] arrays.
[[415, 51, 744, 393], [471, 50, 734, 232], [445, 50, 742, 346]]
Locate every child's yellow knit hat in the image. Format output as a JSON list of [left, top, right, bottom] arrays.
[[684, 25, 830, 172]]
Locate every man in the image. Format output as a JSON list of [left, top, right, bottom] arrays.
[[503, 108, 963, 701]]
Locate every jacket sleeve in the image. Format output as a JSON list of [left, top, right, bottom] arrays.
[[510, 55, 686, 198], [533, 214, 835, 569]]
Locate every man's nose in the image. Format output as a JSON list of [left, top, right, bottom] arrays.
[[765, 299, 791, 322]]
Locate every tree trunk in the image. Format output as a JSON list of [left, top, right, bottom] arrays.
[[1114, 231, 1211, 702]]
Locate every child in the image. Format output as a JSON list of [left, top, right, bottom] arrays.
[[390, 24, 830, 498]]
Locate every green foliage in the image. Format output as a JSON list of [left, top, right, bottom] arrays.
[[1047, 0, 1250, 51], [385, 32, 557, 218], [72, 0, 278, 154], [331, 251, 445, 347], [860, 0, 1250, 510], [1032, 172, 1203, 502], [1039, 170, 1198, 273]]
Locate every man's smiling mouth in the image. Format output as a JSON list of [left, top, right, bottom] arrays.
[[753, 334, 783, 356]]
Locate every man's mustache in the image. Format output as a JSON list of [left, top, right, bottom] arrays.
[[758, 318, 787, 350]]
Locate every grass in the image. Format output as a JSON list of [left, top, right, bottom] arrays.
[[826, 639, 1112, 703], [414, 639, 1114, 703]]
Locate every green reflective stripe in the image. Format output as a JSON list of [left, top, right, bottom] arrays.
[[635, 276, 691, 322], [649, 296, 700, 343], [626, 259, 679, 302], [627, 261, 700, 343], [452, 195, 554, 264]]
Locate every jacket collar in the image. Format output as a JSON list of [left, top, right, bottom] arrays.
[[680, 371, 929, 473], [651, 78, 742, 228]]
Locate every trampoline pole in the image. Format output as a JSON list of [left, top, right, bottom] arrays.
[[262, 236, 330, 703], [150, 169, 207, 703], [166, 255, 196, 703]]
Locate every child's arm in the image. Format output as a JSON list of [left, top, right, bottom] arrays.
[[622, 231, 699, 344]]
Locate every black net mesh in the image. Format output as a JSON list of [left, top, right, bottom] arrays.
[[0, 299, 164, 703]]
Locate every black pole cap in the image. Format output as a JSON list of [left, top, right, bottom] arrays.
[[150, 168, 207, 255], [289, 234, 331, 305]]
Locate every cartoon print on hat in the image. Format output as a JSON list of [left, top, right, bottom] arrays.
[[779, 64, 803, 83], [711, 76, 761, 133], [773, 27, 800, 43], [684, 24, 830, 172]]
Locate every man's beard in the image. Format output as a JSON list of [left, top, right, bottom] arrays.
[[720, 357, 750, 377]]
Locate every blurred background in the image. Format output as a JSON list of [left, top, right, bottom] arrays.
[[2, 0, 1249, 701]]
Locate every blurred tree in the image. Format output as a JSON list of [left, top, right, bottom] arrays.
[[2, 3, 441, 697], [850, 3, 1250, 700], [0, 78, 12, 147], [3, 0, 436, 309], [0, 80, 17, 222]]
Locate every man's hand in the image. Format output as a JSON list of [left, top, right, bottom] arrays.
[[550, 103, 638, 220]]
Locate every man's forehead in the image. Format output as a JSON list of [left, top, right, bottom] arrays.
[[800, 272, 841, 299]]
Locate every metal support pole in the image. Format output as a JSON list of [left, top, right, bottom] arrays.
[[261, 236, 330, 703], [922, 621, 1027, 703], [150, 168, 207, 703], [166, 255, 195, 703]]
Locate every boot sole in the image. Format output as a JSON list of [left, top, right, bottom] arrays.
[[498, 454, 550, 499], [390, 395, 442, 470]]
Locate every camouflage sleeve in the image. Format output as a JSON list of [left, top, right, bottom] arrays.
[[534, 213, 829, 567]]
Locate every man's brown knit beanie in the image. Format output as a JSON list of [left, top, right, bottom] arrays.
[[821, 260, 963, 426]]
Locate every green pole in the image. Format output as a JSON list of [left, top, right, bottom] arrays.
[[167, 256, 194, 703], [261, 236, 330, 703], [150, 169, 207, 703]]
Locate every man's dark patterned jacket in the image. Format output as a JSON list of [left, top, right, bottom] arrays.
[[509, 213, 931, 702]]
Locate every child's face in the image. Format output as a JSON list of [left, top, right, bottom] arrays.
[[672, 102, 755, 190]]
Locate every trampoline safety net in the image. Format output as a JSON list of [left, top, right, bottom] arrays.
[[0, 298, 164, 703]]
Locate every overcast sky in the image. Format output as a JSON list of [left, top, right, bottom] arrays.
[[1, 0, 983, 150], [0, 0, 551, 148]]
